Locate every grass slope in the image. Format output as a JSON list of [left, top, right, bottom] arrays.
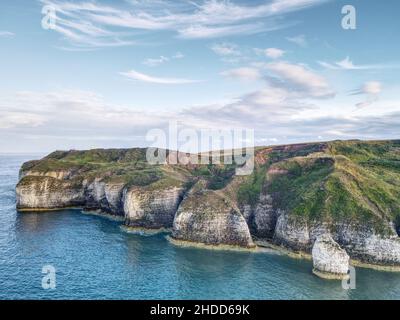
[[20, 140, 400, 235]]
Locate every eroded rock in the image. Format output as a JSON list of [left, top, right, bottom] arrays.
[[172, 181, 254, 248], [312, 234, 349, 279], [123, 185, 185, 229]]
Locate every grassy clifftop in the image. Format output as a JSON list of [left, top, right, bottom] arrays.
[[249, 140, 400, 235], [19, 140, 400, 234]]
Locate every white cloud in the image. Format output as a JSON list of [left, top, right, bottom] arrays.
[[120, 69, 201, 84], [362, 81, 382, 95], [3, 85, 400, 152], [264, 48, 285, 59], [336, 56, 359, 70], [286, 34, 307, 47], [142, 52, 184, 67], [142, 56, 169, 67], [352, 81, 382, 108], [221, 67, 262, 81], [0, 112, 44, 129], [0, 31, 15, 38], [40, 0, 327, 47], [173, 52, 184, 59], [318, 57, 395, 70], [266, 61, 335, 98], [351, 81, 382, 95], [0, 90, 162, 130], [211, 42, 240, 56]]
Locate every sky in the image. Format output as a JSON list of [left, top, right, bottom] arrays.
[[0, 0, 400, 153]]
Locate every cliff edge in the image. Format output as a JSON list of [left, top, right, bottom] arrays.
[[16, 140, 400, 276]]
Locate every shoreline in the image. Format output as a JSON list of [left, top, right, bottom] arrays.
[[167, 236, 258, 252], [312, 268, 349, 280], [17, 206, 400, 273], [17, 206, 83, 212], [121, 225, 172, 235]]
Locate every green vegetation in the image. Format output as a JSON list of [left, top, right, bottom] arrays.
[[192, 163, 236, 190], [20, 140, 400, 235], [265, 140, 400, 234], [237, 166, 267, 206]]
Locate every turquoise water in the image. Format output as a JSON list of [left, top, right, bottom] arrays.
[[1, 155, 400, 300]]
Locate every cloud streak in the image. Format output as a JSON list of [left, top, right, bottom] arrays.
[[286, 34, 307, 47], [351, 81, 382, 108], [221, 67, 261, 81], [40, 0, 328, 47], [318, 56, 395, 70], [120, 69, 201, 84], [2, 84, 400, 152], [0, 31, 15, 38]]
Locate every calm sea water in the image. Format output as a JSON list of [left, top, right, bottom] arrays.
[[1, 155, 400, 300]]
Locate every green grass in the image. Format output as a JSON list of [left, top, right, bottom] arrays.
[[237, 166, 267, 206], [19, 140, 400, 235]]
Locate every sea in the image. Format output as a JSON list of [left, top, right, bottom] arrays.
[[1, 154, 400, 299]]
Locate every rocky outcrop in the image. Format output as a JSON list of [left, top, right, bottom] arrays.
[[83, 179, 125, 215], [123, 185, 184, 229], [252, 194, 280, 238], [172, 181, 254, 248], [335, 223, 400, 266], [273, 212, 310, 251], [16, 176, 84, 210], [312, 234, 349, 279], [15, 141, 400, 270]]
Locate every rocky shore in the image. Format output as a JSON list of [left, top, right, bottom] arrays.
[[15, 140, 400, 278]]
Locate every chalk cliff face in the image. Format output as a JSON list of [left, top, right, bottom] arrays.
[[312, 234, 349, 279], [252, 194, 279, 239], [83, 179, 125, 214], [123, 185, 185, 229], [16, 175, 84, 210], [172, 181, 254, 247], [273, 212, 311, 251], [334, 223, 400, 266], [15, 140, 400, 274]]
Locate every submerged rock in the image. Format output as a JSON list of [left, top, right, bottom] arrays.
[[312, 234, 350, 279]]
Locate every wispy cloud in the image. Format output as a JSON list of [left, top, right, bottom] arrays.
[[142, 56, 169, 67], [286, 34, 307, 47], [351, 81, 382, 95], [0, 31, 15, 38], [318, 56, 392, 70], [2, 84, 400, 152], [351, 81, 382, 108], [40, 0, 328, 47], [211, 42, 241, 56], [265, 61, 335, 98], [221, 67, 262, 81], [142, 52, 184, 67], [255, 47, 285, 59], [120, 69, 201, 84]]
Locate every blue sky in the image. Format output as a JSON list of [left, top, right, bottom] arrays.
[[0, 0, 400, 153]]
